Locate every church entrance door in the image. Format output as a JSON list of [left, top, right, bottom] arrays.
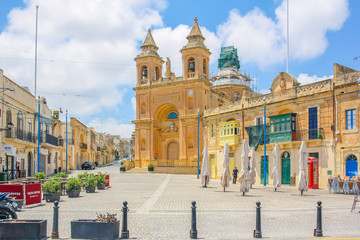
[[167, 141, 179, 165]]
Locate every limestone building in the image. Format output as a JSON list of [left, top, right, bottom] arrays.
[[132, 18, 231, 172]]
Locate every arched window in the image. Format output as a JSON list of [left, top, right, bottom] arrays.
[[17, 111, 23, 131], [155, 67, 160, 80], [142, 66, 148, 79], [6, 109, 12, 138], [203, 59, 206, 74], [168, 112, 178, 119], [188, 58, 195, 72]]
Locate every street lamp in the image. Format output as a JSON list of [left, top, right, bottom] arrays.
[[197, 107, 200, 179], [0, 122, 14, 131], [66, 110, 68, 173], [263, 96, 267, 186]]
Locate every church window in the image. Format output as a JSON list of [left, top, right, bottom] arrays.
[[188, 58, 195, 72], [168, 112, 178, 119], [155, 67, 160, 80], [142, 66, 148, 79], [203, 59, 206, 74], [141, 138, 146, 150]]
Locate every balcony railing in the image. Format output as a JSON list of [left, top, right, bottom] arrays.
[[295, 128, 324, 141], [40, 133, 59, 146], [80, 143, 87, 150], [4, 127, 36, 143]]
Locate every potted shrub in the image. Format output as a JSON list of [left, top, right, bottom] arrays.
[[120, 165, 126, 172], [148, 164, 154, 172], [94, 161, 99, 167], [66, 178, 82, 198], [84, 174, 97, 193], [34, 172, 47, 180], [71, 212, 119, 239], [0, 219, 47, 239], [96, 172, 107, 190], [42, 179, 61, 202]]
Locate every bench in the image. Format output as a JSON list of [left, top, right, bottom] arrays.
[[351, 196, 359, 213]]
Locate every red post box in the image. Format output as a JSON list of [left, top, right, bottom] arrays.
[[307, 157, 319, 189]]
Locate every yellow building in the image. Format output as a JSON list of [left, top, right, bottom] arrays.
[[132, 18, 231, 173], [204, 64, 360, 188]]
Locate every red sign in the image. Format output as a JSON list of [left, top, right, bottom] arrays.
[[25, 183, 42, 205], [105, 175, 110, 187], [0, 184, 24, 200]]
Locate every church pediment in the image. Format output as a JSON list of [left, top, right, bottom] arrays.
[[271, 72, 300, 94]]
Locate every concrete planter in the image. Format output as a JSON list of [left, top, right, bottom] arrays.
[[148, 167, 154, 172], [44, 192, 61, 202], [67, 189, 81, 198], [120, 167, 126, 172], [0, 219, 47, 239], [97, 183, 106, 190], [85, 186, 96, 193], [71, 220, 119, 239]]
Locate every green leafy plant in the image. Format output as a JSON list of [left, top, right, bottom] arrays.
[[84, 174, 97, 187], [78, 172, 89, 179], [120, 165, 126, 169], [34, 172, 47, 179], [96, 172, 107, 185], [66, 177, 82, 190], [148, 164, 154, 168], [95, 212, 119, 223], [53, 172, 69, 178], [94, 161, 99, 166], [42, 179, 62, 193]]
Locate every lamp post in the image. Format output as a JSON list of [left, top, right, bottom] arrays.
[[0, 122, 14, 131], [263, 96, 267, 186], [66, 110, 68, 173], [197, 107, 200, 179], [37, 97, 41, 172]]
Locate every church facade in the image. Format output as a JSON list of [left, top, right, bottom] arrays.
[[132, 18, 231, 172]]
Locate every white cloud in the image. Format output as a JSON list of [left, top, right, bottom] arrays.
[[88, 117, 135, 138], [216, 0, 349, 67], [131, 97, 136, 113], [0, 0, 165, 117], [297, 73, 333, 85]]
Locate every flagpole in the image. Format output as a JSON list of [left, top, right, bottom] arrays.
[[34, 5, 39, 97], [286, 0, 289, 74]]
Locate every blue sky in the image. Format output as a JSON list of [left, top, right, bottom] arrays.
[[0, 0, 358, 137]]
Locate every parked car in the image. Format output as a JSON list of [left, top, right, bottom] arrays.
[[81, 162, 95, 170]]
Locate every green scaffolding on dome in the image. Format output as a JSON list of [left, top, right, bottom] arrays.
[[218, 46, 240, 70]]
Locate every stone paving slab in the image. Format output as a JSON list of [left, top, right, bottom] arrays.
[[16, 163, 360, 239]]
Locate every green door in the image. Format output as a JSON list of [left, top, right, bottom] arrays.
[[261, 156, 269, 184], [281, 157, 291, 184]]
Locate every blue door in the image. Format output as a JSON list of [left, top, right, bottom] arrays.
[[346, 154, 358, 178], [308, 107, 318, 140]]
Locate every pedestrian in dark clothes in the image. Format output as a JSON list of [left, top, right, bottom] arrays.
[[233, 167, 238, 184]]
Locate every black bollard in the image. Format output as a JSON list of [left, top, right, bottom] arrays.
[[190, 201, 197, 239], [314, 201, 323, 237], [51, 201, 59, 239], [121, 201, 129, 239], [253, 201, 262, 238]]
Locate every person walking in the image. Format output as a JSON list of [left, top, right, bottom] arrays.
[[233, 167, 238, 184]]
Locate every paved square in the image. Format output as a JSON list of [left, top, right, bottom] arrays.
[[18, 162, 360, 239]]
